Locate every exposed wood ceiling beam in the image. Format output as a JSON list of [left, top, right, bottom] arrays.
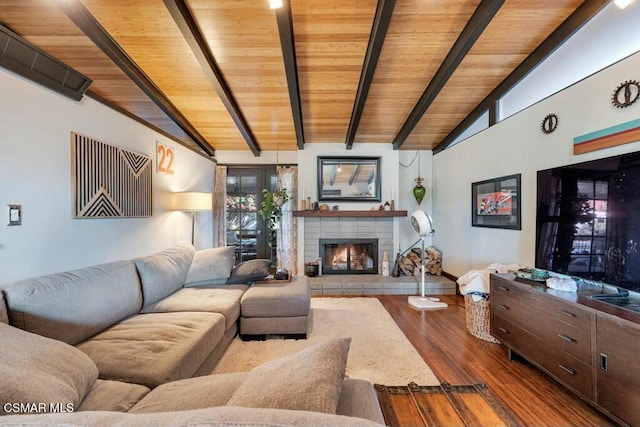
[[275, 0, 305, 150], [85, 90, 214, 161], [392, 0, 505, 150], [56, 0, 215, 158], [164, 0, 261, 156], [348, 164, 361, 185], [433, 0, 609, 155], [345, 0, 396, 149]]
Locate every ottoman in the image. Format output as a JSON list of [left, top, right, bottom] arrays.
[[240, 275, 311, 340]]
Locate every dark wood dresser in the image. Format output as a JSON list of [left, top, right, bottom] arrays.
[[490, 273, 640, 427]]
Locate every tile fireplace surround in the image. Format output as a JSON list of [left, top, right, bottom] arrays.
[[301, 216, 456, 296]]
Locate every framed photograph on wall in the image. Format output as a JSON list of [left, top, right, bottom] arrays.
[[471, 173, 521, 229]]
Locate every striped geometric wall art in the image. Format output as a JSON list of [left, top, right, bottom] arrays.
[[573, 118, 640, 155], [71, 132, 152, 218]]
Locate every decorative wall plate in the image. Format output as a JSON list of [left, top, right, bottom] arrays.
[[541, 113, 559, 134], [612, 80, 640, 108]]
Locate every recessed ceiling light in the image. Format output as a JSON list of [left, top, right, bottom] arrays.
[[269, 0, 283, 9], [614, 0, 634, 9]]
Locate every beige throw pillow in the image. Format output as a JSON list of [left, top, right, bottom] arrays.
[[0, 323, 98, 415], [184, 246, 236, 287], [226, 338, 351, 414]]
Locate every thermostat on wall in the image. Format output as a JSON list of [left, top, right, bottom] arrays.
[[7, 205, 21, 226]]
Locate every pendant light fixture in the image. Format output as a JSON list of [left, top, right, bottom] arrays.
[[412, 148, 426, 205]]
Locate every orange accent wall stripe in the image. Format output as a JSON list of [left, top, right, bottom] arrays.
[[573, 118, 640, 155]]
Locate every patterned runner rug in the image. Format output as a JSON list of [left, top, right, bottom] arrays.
[[376, 383, 524, 427]]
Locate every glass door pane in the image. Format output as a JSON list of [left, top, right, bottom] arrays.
[[226, 166, 277, 264]]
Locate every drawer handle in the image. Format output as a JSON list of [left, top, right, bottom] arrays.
[[498, 286, 510, 292], [559, 310, 576, 318], [558, 334, 576, 343], [600, 354, 608, 372], [558, 364, 576, 375], [498, 327, 509, 334], [498, 304, 510, 310]]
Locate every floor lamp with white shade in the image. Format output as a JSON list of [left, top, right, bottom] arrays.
[[173, 192, 212, 244], [408, 210, 448, 310]]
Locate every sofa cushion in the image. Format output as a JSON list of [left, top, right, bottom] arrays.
[[184, 246, 236, 287], [133, 241, 195, 308], [78, 380, 150, 412], [129, 372, 247, 413], [0, 323, 98, 415], [2, 261, 142, 345], [140, 285, 249, 331], [226, 338, 351, 414], [226, 259, 271, 284], [76, 312, 225, 388]]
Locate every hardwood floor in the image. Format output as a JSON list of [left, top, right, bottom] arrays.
[[376, 295, 615, 427]]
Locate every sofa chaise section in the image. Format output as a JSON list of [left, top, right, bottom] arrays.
[[240, 275, 311, 338]]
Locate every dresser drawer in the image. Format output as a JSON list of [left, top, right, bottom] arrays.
[[539, 346, 594, 400], [492, 292, 591, 364], [534, 293, 593, 330], [492, 315, 594, 400], [491, 276, 533, 302], [492, 291, 530, 325]]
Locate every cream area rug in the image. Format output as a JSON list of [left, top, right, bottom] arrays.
[[212, 297, 440, 386]]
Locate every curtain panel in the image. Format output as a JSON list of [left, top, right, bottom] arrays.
[[277, 165, 298, 275], [213, 165, 227, 247]]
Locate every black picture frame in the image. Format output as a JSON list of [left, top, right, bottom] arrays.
[[471, 173, 521, 230], [317, 156, 381, 202]]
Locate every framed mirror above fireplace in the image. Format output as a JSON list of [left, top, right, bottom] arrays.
[[317, 156, 381, 202]]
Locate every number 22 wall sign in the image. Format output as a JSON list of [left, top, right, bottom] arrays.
[[156, 141, 175, 175]]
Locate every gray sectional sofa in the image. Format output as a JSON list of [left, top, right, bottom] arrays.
[[0, 242, 385, 426]]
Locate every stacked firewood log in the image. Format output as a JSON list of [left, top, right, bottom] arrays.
[[392, 246, 442, 276]]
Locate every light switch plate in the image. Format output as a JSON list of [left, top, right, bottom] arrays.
[[7, 204, 21, 226]]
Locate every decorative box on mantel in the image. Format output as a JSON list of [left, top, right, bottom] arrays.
[[293, 210, 407, 218]]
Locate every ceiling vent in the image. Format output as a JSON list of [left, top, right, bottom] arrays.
[[0, 24, 92, 101]]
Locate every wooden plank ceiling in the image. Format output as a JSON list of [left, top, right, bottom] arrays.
[[0, 0, 607, 157]]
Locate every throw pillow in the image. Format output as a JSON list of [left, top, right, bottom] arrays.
[[0, 323, 98, 415], [226, 337, 351, 414], [184, 246, 236, 287], [225, 259, 271, 285], [133, 241, 195, 307]]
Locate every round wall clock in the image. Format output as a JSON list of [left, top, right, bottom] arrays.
[[612, 80, 640, 108], [541, 113, 559, 134]]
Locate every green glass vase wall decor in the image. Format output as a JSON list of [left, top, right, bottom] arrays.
[[413, 176, 426, 205]]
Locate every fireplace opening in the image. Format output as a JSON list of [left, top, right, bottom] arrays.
[[319, 238, 378, 275]]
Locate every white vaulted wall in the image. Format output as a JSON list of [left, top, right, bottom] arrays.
[[432, 50, 640, 277], [0, 70, 215, 286]]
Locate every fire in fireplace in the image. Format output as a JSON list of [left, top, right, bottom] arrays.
[[319, 238, 378, 274]]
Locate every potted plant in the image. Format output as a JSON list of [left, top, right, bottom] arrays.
[[259, 187, 290, 230], [259, 187, 290, 279]]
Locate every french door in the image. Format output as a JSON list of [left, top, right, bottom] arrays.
[[225, 166, 277, 264]]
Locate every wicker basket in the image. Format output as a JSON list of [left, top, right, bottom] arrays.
[[464, 294, 500, 344]]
